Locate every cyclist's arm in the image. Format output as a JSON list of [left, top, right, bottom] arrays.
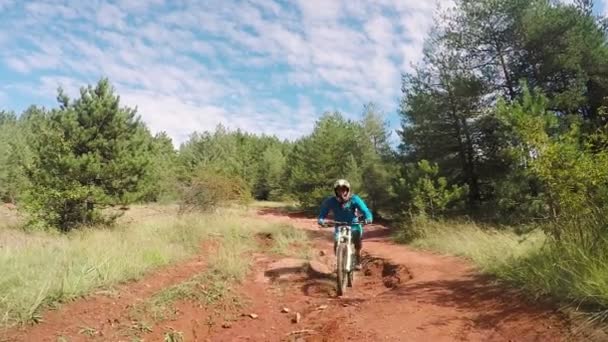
[[318, 197, 332, 221], [352, 195, 373, 222]]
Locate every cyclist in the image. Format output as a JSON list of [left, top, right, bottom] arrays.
[[317, 179, 373, 270]]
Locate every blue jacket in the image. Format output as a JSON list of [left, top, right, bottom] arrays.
[[318, 194, 373, 225]]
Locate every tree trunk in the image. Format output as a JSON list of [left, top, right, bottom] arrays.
[[493, 36, 516, 101], [460, 115, 481, 208], [446, 86, 480, 213]]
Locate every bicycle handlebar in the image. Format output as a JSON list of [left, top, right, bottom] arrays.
[[319, 219, 367, 227]]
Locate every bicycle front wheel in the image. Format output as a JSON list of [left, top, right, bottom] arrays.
[[336, 243, 348, 296], [347, 250, 354, 288]]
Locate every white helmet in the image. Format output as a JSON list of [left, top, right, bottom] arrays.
[[333, 179, 351, 202]]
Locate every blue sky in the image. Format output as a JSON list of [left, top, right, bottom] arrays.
[[1, 0, 607, 146]]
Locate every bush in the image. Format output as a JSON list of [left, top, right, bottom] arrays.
[[393, 214, 431, 243], [393, 160, 468, 219], [178, 168, 251, 213]]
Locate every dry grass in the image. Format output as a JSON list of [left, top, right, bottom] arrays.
[[406, 218, 545, 271], [403, 217, 608, 328], [0, 204, 308, 328], [0, 204, 22, 230]]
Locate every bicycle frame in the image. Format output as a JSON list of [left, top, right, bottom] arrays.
[[336, 224, 354, 272], [324, 219, 362, 268]]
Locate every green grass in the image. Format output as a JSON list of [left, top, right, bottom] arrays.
[[403, 217, 608, 326], [405, 218, 545, 271], [132, 272, 236, 322], [0, 204, 308, 328], [260, 223, 312, 259], [496, 238, 608, 324], [130, 215, 312, 324], [131, 222, 260, 322], [247, 200, 308, 215]]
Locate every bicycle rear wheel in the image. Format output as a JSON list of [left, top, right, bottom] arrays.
[[336, 243, 348, 296]]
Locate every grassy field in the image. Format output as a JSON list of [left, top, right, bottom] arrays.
[[404, 218, 608, 325], [0, 203, 308, 328], [405, 219, 545, 271]]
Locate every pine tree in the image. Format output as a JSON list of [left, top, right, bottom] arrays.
[[23, 78, 154, 230], [0, 111, 19, 202]]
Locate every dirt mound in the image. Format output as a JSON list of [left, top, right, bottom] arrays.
[[362, 255, 412, 289]]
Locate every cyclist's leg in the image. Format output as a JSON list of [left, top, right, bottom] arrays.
[[352, 226, 363, 269], [333, 226, 339, 254]]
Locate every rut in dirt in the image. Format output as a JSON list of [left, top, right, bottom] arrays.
[[261, 252, 413, 300], [253, 251, 415, 342]]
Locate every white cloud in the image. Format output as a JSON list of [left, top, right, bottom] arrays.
[[116, 0, 164, 13], [0, 0, 14, 10], [96, 3, 127, 30], [365, 15, 395, 46], [297, 0, 343, 21], [39, 76, 84, 98], [249, 0, 282, 16], [2, 0, 453, 146], [24, 2, 79, 19], [120, 89, 229, 145], [5, 57, 30, 73], [601, 0, 608, 16]]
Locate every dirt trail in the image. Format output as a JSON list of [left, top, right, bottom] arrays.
[[253, 210, 577, 342], [1, 209, 600, 341]]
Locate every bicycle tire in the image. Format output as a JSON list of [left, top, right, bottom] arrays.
[[347, 246, 354, 287], [336, 243, 348, 296]]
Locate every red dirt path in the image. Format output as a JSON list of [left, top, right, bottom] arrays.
[[1, 209, 604, 341], [254, 211, 580, 342]]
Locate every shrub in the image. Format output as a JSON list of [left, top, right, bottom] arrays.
[[393, 160, 468, 219], [178, 168, 251, 213]]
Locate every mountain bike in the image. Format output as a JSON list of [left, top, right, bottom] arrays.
[[321, 219, 364, 296]]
